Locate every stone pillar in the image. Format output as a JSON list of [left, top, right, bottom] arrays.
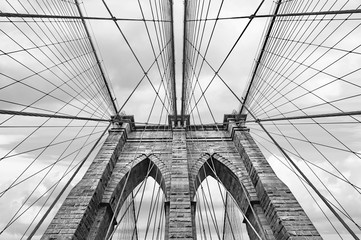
[[227, 116, 322, 240], [41, 124, 130, 240], [168, 128, 194, 239], [191, 201, 197, 240], [164, 201, 170, 240]]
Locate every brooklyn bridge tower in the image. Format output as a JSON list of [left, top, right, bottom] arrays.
[[0, 0, 360, 239]]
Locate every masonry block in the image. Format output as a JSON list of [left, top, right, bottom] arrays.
[[42, 116, 322, 240], [41, 126, 129, 240], [227, 119, 322, 240]]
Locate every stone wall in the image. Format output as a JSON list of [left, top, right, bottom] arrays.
[[42, 116, 322, 240]]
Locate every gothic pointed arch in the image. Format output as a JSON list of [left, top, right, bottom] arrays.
[[88, 153, 169, 240], [42, 120, 323, 240], [191, 153, 275, 240], [104, 153, 169, 211]]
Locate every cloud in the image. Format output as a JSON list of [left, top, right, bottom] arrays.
[[1, 0, 361, 239], [0, 142, 92, 239], [267, 154, 361, 237]]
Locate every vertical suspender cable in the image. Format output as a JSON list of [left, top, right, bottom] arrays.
[[181, 0, 188, 122], [169, 0, 178, 116]]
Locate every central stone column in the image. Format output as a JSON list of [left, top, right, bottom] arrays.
[[166, 128, 194, 239]]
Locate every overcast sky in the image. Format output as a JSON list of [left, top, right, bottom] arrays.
[[0, 0, 361, 239]]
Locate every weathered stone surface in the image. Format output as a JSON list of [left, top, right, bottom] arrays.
[[42, 116, 322, 240], [227, 118, 322, 240], [41, 125, 129, 240], [167, 129, 194, 239]]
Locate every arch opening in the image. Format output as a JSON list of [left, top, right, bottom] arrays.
[[192, 156, 267, 240], [108, 156, 167, 213], [90, 155, 168, 240], [195, 176, 250, 240], [112, 176, 166, 240]]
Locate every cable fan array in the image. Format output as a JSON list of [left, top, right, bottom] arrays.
[[183, 0, 361, 238], [0, 0, 175, 238], [0, 0, 360, 239]]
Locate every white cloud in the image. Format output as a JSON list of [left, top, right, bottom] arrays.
[[0, 146, 86, 239], [267, 154, 361, 238]]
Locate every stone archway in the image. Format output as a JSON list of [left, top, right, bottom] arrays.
[[191, 154, 275, 240], [42, 121, 322, 240], [88, 154, 169, 240]]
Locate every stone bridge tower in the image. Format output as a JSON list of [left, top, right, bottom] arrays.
[[41, 114, 322, 240]]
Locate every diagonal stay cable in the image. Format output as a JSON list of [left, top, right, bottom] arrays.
[[137, 0, 173, 115], [247, 113, 360, 239], [238, 60, 361, 197], [0, 104, 109, 230], [0, 126, 105, 165], [250, 132, 345, 238], [182, 0, 226, 116], [148, 0, 173, 107], [186, 109, 263, 239], [1, 125, 108, 235], [146, 65, 172, 124], [258, 92, 361, 121], [101, 0, 170, 115], [25, 121, 109, 239], [0, 87, 109, 201], [240, 0, 282, 113], [247, 0, 342, 115], [183, 0, 212, 119], [250, 128, 361, 229], [248, 90, 361, 215], [248, 126, 361, 190], [74, 0, 118, 114], [143, 167, 162, 239], [0, 109, 110, 123], [17, 0, 111, 112], [185, 55, 217, 122], [243, 61, 361, 192], [116, 39, 172, 114], [0, 36, 88, 56], [188, 45, 361, 237], [0, 12, 170, 22], [186, 8, 361, 22], [187, 0, 266, 115], [1, 8, 112, 116], [105, 84, 171, 239], [0, 49, 108, 119], [249, 4, 360, 115], [0, 75, 111, 169], [0, 128, 106, 196], [252, 36, 361, 117]]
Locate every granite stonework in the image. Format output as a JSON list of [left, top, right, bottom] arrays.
[[42, 115, 322, 240]]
